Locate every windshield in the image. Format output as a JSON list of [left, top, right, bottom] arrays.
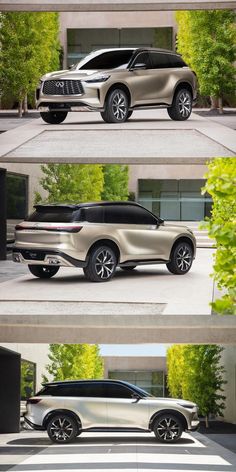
[[126, 382, 154, 398], [76, 49, 135, 70]]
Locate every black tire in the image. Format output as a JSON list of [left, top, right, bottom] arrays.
[[166, 241, 193, 275], [40, 111, 68, 124], [83, 245, 117, 282], [120, 266, 136, 271], [127, 110, 133, 120], [47, 414, 78, 444], [101, 88, 129, 123], [153, 414, 183, 443], [167, 88, 192, 121], [28, 265, 59, 279]]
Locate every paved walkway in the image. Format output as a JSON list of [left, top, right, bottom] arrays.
[[0, 109, 235, 163], [0, 430, 236, 472]]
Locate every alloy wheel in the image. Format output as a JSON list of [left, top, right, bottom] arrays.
[[176, 245, 192, 272], [49, 416, 74, 442], [111, 91, 127, 121], [156, 416, 181, 442], [95, 249, 116, 280], [178, 91, 191, 118]]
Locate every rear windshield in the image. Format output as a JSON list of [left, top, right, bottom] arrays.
[[27, 208, 76, 223]]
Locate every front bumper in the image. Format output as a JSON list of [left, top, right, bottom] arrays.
[[12, 248, 87, 268]]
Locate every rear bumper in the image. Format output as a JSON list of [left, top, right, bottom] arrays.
[[24, 416, 45, 431], [12, 248, 87, 268]]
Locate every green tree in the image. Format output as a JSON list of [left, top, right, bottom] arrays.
[[43, 344, 104, 382], [167, 344, 226, 427], [176, 10, 236, 111], [0, 12, 60, 116], [35, 164, 104, 204], [201, 158, 236, 315], [101, 165, 129, 201]]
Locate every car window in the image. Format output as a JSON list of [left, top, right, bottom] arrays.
[[79, 206, 105, 223], [132, 52, 151, 69], [105, 383, 133, 398], [79, 50, 134, 70], [150, 52, 170, 69], [104, 205, 158, 225], [168, 54, 187, 68]]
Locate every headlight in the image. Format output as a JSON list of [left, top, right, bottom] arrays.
[[37, 80, 43, 88], [177, 403, 194, 409], [83, 74, 110, 83]]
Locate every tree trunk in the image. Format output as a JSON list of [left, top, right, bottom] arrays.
[[18, 100, 23, 118], [210, 96, 218, 110], [218, 96, 223, 114], [205, 415, 209, 428], [23, 94, 28, 114]]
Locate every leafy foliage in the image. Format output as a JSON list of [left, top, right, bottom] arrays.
[[35, 164, 104, 204], [101, 165, 129, 201], [0, 12, 60, 115], [167, 345, 226, 426], [202, 158, 236, 315], [176, 10, 236, 105], [43, 344, 104, 382]]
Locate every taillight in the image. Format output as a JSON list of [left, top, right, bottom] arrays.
[[26, 398, 42, 405], [15, 225, 82, 233]]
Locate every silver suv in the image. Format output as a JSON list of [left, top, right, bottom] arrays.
[[24, 380, 199, 443], [36, 47, 197, 124], [13, 201, 196, 282]]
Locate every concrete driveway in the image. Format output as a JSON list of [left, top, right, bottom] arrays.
[[0, 109, 235, 163], [1, 430, 236, 472]]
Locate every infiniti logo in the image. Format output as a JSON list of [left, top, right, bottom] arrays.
[[55, 81, 64, 88]]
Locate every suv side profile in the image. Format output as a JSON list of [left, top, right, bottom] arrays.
[[36, 47, 197, 124], [24, 379, 199, 443], [13, 201, 196, 282]]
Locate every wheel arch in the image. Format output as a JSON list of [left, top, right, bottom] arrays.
[[169, 236, 195, 260], [172, 81, 194, 103], [86, 239, 121, 264], [149, 409, 188, 431], [104, 83, 132, 107], [42, 409, 82, 430]]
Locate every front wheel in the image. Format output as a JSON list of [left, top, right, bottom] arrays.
[[101, 88, 129, 123], [153, 414, 183, 443], [167, 89, 192, 121], [83, 245, 117, 282], [40, 111, 68, 124], [28, 265, 59, 279], [47, 414, 78, 444], [166, 241, 193, 275]]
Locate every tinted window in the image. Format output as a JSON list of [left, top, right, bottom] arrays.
[[105, 383, 133, 398], [27, 209, 74, 223], [80, 206, 104, 223], [79, 50, 134, 70], [37, 383, 106, 397], [150, 52, 170, 69], [104, 205, 157, 225], [168, 54, 187, 68], [132, 52, 151, 69]]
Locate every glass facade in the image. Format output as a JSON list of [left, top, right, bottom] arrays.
[[21, 359, 36, 400], [138, 179, 212, 221], [6, 173, 28, 219], [67, 28, 173, 67], [109, 370, 167, 397]]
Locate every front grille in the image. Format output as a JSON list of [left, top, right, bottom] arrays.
[[43, 80, 84, 96]]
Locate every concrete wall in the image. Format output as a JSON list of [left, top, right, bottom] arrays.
[[220, 346, 236, 424], [104, 356, 167, 377], [128, 164, 208, 196]]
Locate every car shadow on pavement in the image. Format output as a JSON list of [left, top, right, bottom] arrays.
[[7, 436, 195, 446]]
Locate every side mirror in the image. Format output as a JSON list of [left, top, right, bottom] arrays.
[[130, 63, 147, 71], [69, 64, 75, 70], [131, 393, 141, 403]]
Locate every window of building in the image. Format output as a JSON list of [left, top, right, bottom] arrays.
[[109, 370, 166, 397], [21, 360, 36, 400], [6, 173, 28, 219]]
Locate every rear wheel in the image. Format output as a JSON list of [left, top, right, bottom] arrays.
[[28, 265, 59, 278], [47, 414, 78, 444], [40, 111, 68, 124], [101, 88, 129, 123], [166, 241, 193, 275], [153, 414, 183, 443], [167, 88, 192, 121], [83, 245, 117, 282]]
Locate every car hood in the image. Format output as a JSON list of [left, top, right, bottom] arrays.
[[162, 223, 194, 236], [149, 397, 196, 407], [41, 68, 123, 81]]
